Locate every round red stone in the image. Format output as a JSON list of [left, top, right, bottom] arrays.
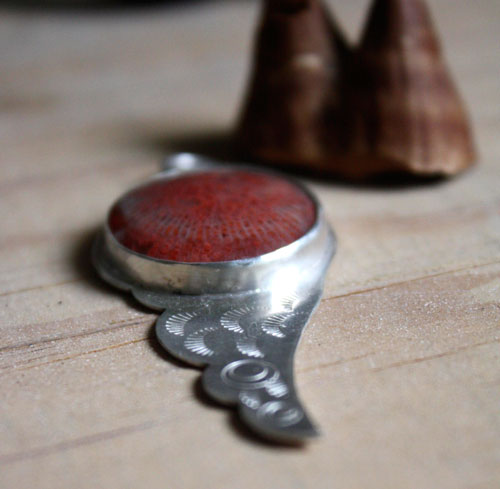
[[108, 170, 316, 263]]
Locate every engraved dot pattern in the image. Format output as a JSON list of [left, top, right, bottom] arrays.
[[108, 170, 316, 262]]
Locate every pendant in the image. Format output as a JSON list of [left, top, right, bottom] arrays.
[[93, 153, 336, 443]]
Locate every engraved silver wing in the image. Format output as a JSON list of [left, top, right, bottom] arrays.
[[155, 287, 323, 443]]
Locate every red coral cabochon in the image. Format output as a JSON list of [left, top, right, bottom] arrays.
[[108, 171, 316, 263]]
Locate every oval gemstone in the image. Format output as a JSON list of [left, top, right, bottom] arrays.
[[108, 170, 316, 263]]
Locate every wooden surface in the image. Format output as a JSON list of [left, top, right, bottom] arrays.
[[1, 1, 500, 488]]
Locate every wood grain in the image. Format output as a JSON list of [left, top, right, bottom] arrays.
[[1, 1, 499, 488]]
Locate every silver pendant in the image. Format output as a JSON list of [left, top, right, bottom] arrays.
[[93, 154, 336, 443]]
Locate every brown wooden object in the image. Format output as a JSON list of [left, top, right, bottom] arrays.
[[237, 0, 477, 179]]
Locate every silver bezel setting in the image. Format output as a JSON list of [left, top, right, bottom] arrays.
[[93, 165, 335, 304]]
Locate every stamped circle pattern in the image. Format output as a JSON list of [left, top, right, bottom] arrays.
[[221, 360, 279, 389], [257, 400, 304, 427], [155, 291, 314, 433]]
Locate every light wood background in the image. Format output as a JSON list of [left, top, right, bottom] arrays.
[[1, 1, 499, 488]]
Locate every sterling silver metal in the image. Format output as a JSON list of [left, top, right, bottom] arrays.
[[93, 153, 336, 444]]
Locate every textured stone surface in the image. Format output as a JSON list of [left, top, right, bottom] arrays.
[[108, 171, 315, 262]]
